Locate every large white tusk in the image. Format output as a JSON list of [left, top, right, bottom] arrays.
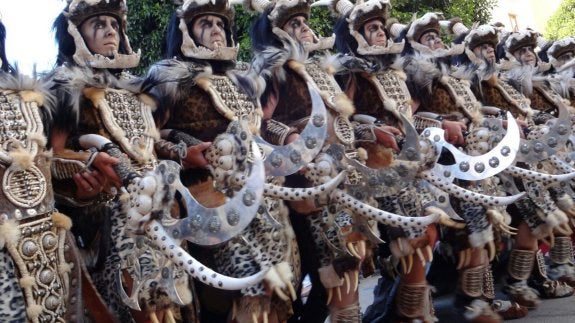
[[421, 171, 525, 207], [146, 220, 267, 290], [263, 171, 346, 201], [503, 165, 575, 187], [332, 190, 441, 230]]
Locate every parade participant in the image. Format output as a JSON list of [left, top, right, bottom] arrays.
[[248, 0, 371, 321], [452, 24, 574, 310], [0, 18, 84, 322], [148, 0, 299, 322], [538, 37, 575, 107], [331, 2, 444, 321], [497, 29, 575, 289], [396, 13, 528, 322], [48, 0, 207, 321]]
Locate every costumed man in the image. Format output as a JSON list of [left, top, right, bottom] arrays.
[[538, 36, 575, 107], [392, 13, 529, 322], [497, 28, 575, 289], [0, 17, 84, 322], [451, 23, 574, 310], [148, 0, 301, 322], [331, 1, 445, 321], [48, 0, 205, 321], [248, 0, 374, 321]]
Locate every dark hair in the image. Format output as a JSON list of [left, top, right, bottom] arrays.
[[250, 6, 283, 52], [52, 12, 130, 66], [334, 14, 356, 56], [0, 21, 14, 73]]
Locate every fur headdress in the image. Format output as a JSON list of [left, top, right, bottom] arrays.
[[174, 0, 239, 60], [546, 37, 575, 69], [317, 0, 403, 56], [60, 0, 140, 68]]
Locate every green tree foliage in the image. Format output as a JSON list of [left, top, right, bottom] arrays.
[[391, 0, 497, 29], [545, 0, 575, 40], [126, 0, 496, 74], [126, 0, 176, 75]]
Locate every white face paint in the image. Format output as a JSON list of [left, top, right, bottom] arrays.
[[191, 14, 227, 50], [362, 19, 387, 47], [80, 15, 120, 57], [282, 15, 314, 45]]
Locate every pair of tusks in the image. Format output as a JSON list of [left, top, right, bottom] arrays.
[[456, 242, 497, 270], [346, 240, 366, 259], [264, 265, 297, 302], [398, 244, 434, 275], [149, 309, 176, 323], [326, 270, 360, 305]]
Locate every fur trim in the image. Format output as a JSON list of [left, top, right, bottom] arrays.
[[363, 142, 393, 168], [175, 276, 193, 305], [0, 218, 20, 248], [333, 93, 355, 117], [0, 72, 56, 121], [8, 146, 34, 171], [52, 211, 73, 230], [468, 225, 494, 248], [26, 304, 43, 320], [19, 275, 35, 289], [318, 265, 344, 288], [556, 193, 575, 216]]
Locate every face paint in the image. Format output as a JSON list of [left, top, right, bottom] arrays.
[[192, 14, 227, 50], [362, 19, 387, 47], [80, 15, 120, 57], [282, 15, 314, 45]]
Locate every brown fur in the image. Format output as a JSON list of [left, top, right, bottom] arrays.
[[361, 142, 394, 168]]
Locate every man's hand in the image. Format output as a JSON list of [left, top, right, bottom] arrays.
[[443, 120, 467, 145], [374, 126, 401, 152], [182, 142, 211, 169], [73, 170, 107, 199], [91, 152, 121, 187]]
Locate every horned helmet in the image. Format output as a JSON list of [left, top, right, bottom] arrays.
[[58, 0, 140, 68]]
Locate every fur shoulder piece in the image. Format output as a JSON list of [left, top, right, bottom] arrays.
[[0, 71, 56, 121]]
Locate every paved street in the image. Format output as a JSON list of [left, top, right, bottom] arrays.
[[357, 274, 575, 322]]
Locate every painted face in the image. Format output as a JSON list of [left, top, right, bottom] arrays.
[[80, 15, 120, 57], [282, 15, 314, 45], [513, 45, 536, 66], [419, 31, 444, 50], [362, 19, 387, 47], [555, 50, 574, 68], [472, 43, 496, 64], [191, 14, 227, 50]]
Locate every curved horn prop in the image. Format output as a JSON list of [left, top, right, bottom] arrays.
[[503, 165, 575, 187], [146, 220, 268, 290], [263, 171, 346, 201], [255, 85, 327, 176], [420, 170, 526, 207], [164, 142, 265, 246], [422, 112, 520, 180], [331, 190, 440, 230]]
